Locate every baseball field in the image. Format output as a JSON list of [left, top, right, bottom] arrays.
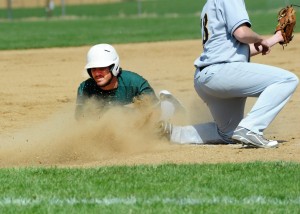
[[1, 38, 300, 167], [1, 0, 300, 212]]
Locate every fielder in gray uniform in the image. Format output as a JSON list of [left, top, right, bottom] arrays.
[[161, 0, 298, 148]]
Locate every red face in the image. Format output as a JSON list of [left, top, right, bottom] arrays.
[[90, 67, 113, 87]]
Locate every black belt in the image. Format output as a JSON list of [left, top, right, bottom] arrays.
[[199, 65, 209, 71], [199, 62, 227, 71]]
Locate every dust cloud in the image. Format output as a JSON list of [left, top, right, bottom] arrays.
[[0, 101, 170, 168]]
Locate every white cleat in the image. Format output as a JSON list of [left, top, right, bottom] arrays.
[[232, 126, 278, 148]]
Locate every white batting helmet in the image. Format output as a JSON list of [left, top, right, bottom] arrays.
[[85, 44, 120, 76]]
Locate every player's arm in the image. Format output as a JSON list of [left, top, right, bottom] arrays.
[[75, 84, 89, 121], [233, 24, 269, 56], [131, 79, 159, 108], [248, 31, 284, 56], [75, 92, 86, 121], [233, 24, 263, 44], [132, 73, 159, 104], [234, 24, 283, 56]]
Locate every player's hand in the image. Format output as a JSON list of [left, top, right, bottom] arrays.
[[261, 39, 271, 55], [254, 39, 271, 55]]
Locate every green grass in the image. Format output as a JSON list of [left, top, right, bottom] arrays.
[[2, 0, 204, 19], [0, 16, 200, 50], [0, 162, 300, 213], [1, 0, 300, 50]]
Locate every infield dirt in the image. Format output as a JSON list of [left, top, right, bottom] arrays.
[[1, 36, 300, 168]]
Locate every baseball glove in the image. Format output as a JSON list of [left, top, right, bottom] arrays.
[[275, 5, 297, 46]]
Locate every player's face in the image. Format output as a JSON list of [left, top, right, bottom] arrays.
[[91, 67, 113, 87]]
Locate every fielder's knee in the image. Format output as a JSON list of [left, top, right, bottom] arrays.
[[289, 72, 299, 91]]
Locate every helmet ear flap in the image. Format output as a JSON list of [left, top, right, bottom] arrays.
[[87, 68, 92, 78], [110, 64, 120, 76], [109, 65, 114, 72]]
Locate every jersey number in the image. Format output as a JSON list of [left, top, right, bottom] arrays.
[[202, 13, 209, 46]]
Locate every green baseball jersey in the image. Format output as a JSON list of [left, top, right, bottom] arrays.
[[75, 70, 158, 120]]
